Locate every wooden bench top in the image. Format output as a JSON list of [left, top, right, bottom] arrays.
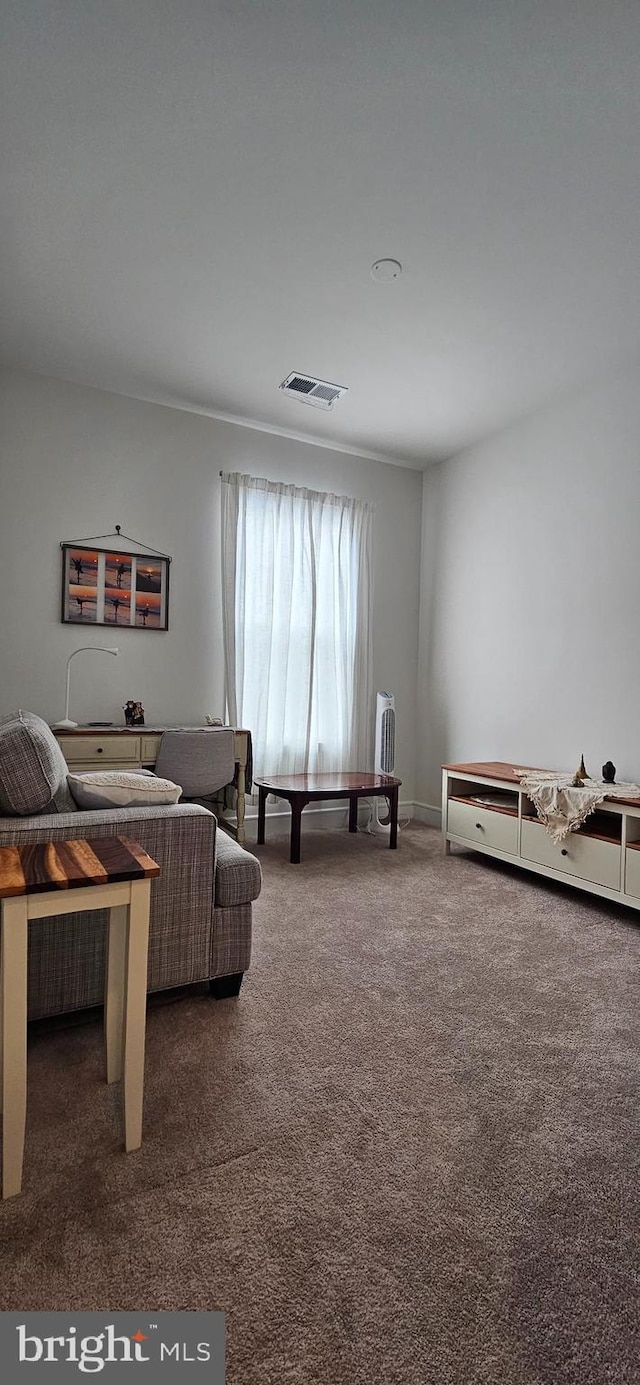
[[0, 837, 160, 900]]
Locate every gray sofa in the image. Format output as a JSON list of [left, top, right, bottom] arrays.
[[0, 711, 262, 1020]]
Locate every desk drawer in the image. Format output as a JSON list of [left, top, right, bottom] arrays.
[[60, 736, 141, 765], [521, 820, 620, 890], [447, 798, 518, 854], [141, 735, 162, 763]]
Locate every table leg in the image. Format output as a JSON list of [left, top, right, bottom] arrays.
[[389, 787, 399, 849], [441, 768, 451, 854], [349, 795, 358, 833], [1, 896, 28, 1198], [257, 786, 267, 845], [236, 762, 246, 845], [290, 798, 308, 864], [121, 879, 151, 1152], [104, 904, 127, 1084]]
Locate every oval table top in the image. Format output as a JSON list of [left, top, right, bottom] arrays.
[[254, 771, 401, 795]]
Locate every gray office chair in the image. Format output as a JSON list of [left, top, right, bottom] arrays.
[[154, 728, 236, 808]]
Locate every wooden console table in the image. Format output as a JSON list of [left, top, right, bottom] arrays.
[[54, 727, 250, 844], [442, 760, 640, 911]]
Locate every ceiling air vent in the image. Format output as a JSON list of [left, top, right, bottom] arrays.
[[279, 372, 348, 410]]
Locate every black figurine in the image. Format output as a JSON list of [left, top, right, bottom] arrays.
[[123, 700, 145, 727], [602, 761, 616, 784]]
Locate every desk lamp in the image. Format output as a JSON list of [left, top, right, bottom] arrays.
[[54, 646, 119, 730]]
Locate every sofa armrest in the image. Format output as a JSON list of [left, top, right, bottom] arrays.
[[0, 801, 215, 845], [0, 801, 217, 916], [0, 804, 220, 1016]]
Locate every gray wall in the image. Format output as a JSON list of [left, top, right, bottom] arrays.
[[416, 360, 640, 813], [0, 368, 422, 799]]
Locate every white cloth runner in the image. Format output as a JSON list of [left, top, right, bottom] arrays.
[[512, 770, 640, 843]]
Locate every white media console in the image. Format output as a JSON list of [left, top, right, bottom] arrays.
[[442, 761, 640, 911]]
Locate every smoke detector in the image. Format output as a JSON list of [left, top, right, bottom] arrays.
[[279, 372, 348, 410], [370, 258, 402, 282]]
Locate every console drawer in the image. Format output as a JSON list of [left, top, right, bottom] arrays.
[[447, 798, 518, 855], [521, 820, 620, 890], [624, 849, 640, 899], [60, 735, 141, 765]]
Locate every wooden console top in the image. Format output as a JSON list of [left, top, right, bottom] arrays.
[[442, 760, 540, 780], [443, 761, 640, 808], [56, 725, 250, 735]]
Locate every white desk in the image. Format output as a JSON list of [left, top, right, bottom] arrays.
[[54, 727, 250, 844]]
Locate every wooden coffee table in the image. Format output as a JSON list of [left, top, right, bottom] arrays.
[[0, 836, 159, 1197], [255, 772, 402, 863]]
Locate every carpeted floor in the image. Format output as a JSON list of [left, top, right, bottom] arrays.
[[1, 822, 640, 1384]]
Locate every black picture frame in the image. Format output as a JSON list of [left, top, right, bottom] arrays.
[[61, 543, 170, 630]]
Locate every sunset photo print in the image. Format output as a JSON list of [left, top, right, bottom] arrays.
[[61, 544, 169, 629]]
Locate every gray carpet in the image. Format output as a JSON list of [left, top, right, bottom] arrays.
[[1, 823, 639, 1384]]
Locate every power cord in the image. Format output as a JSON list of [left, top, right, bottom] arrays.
[[362, 797, 412, 835]]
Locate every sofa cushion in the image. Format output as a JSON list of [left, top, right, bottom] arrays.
[[67, 770, 182, 810], [0, 711, 76, 816], [214, 830, 262, 908]]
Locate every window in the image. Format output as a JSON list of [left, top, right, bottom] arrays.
[[221, 472, 373, 778]]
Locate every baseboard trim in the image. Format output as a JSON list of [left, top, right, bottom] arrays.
[[412, 801, 442, 828]]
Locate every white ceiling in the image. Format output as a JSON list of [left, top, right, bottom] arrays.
[[2, 1, 640, 467]]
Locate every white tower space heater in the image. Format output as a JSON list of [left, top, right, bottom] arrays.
[[372, 691, 396, 832]]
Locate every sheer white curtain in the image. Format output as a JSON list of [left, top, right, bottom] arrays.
[[221, 471, 373, 778]]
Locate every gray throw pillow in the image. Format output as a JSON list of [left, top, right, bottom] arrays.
[[67, 770, 182, 810], [0, 710, 76, 816]]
